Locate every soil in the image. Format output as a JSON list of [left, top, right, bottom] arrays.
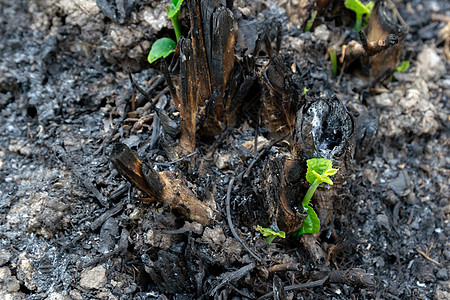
[[0, 0, 448, 299]]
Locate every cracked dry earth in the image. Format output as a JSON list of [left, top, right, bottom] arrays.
[[0, 0, 449, 299]]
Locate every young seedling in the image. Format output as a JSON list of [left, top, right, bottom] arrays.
[[304, 10, 317, 33], [301, 87, 308, 96], [344, 0, 374, 32], [148, 0, 184, 63], [294, 158, 339, 236], [395, 60, 410, 73], [391, 60, 410, 81], [329, 48, 338, 77], [257, 225, 286, 244]]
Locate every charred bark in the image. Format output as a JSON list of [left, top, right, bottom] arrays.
[[260, 55, 298, 136], [177, 0, 236, 153], [343, 0, 408, 81], [263, 154, 307, 235], [110, 143, 214, 225]]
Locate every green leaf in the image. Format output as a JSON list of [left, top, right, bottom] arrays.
[[148, 38, 176, 63], [257, 225, 286, 244], [167, 0, 184, 18], [301, 87, 308, 96], [344, 0, 371, 15], [305, 158, 334, 184], [395, 60, 410, 73], [296, 205, 320, 235]]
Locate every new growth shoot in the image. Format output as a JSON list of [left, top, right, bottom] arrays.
[[257, 225, 286, 244], [148, 0, 184, 63], [295, 158, 339, 236], [344, 0, 374, 32]]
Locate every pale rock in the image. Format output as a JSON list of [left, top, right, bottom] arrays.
[[16, 252, 36, 291], [313, 24, 330, 42], [0, 249, 11, 266], [202, 227, 226, 245], [79, 266, 107, 290], [144, 229, 172, 250], [141, 6, 171, 32], [69, 289, 83, 300], [47, 292, 68, 300], [214, 151, 231, 170], [242, 136, 270, 153], [417, 46, 446, 81]]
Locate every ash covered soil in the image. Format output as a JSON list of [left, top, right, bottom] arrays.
[[0, 0, 449, 299]]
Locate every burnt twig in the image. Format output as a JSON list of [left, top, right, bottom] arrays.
[[257, 275, 330, 300], [90, 202, 124, 231], [359, 30, 398, 56], [52, 144, 108, 207], [209, 263, 256, 296], [84, 229, 129, 268], [268, 263, 302, 274], [311, 268, 378, 288], [160, 59, 179, 107], [110, 143, 213, 225]]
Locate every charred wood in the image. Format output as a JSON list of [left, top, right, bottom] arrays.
[[110, 143, 213, 225]]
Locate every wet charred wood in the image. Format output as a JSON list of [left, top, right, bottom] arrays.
[[110, 143, 213, 225], [179, 37, 198, 153]]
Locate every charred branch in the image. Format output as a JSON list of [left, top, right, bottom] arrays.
[[110, 143, 214, 225], [343, 0, 408, 81]]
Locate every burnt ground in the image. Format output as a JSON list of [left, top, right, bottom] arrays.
[[0, 0, 449, 299]]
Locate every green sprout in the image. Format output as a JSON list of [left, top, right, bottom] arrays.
[[301, 87, 308, 96], [294, 158, 339, 236], [148, 0, 184, 64], [304, 10, 317, 33], [395, 60, 410, 73], [344, 0, 374, 32], [391, 60, 410, 81], [257, 225, 286, 244], [329, 49, 338, 77]]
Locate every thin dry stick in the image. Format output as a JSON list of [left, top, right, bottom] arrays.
[[417, 245, 441, 266], [209, 262, 256, 296], [226, 176, 262, 262], [257, 275, 330, 300]]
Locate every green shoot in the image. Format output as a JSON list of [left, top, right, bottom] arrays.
[[395, 60, 410, 73], [167, 0, 183, 41], [257, 225, 286, 244], [391, 60, 410, 81], [294, 158, 338, 236], [344, 0, 374, 32], [304, 10, 317, 33], [329, 49, 337, 77], [301, 87, 308, 96], [148, 0, 184, 64]]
